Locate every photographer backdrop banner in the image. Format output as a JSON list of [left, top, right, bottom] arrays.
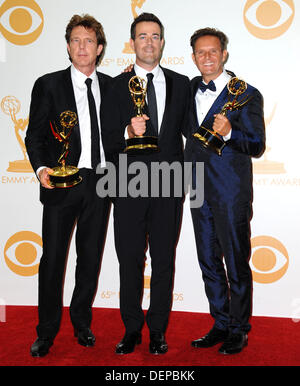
[[0, 0, 299, 320]]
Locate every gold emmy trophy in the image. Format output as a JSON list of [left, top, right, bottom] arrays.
[[193, 77, 252, 156], [123, 0, 146, 53], [48, 111, 82, 188], [1, 96, 32, 172], [124, 75, 159, 154]]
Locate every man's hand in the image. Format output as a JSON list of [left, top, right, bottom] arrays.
[[123, 64, 134, 73], [38, 167, 54, 189], [212, 114, 232, 137], [127, 115, 149, 138]]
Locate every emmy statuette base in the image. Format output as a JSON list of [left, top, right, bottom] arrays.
[[124, 136, 159, 155], [49, 166, 82, 188], [193, 126, 226, 156]]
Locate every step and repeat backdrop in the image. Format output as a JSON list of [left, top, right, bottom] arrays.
[[0, 0, 299, 320]]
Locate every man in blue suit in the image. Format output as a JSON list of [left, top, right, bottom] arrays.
[[185, 28, 265, 354]]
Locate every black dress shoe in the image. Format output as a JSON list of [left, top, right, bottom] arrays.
[[191, 327, 228, 348], [218, 332, 248, 354], [74, 328, 95, 347], [115, 332, 142, 354], [149, 332, 168, 354], [30, 337, 53, 357]]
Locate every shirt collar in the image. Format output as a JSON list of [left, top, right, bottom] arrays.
[[213, 70, 231, 93], [71, 64, 97, 88], [134, 63, 161, 81]]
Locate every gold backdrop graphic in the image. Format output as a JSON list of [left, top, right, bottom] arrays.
[[123, 0, 146, 53], [1, 95, 32, 172], [4, 231, 42, 276], [244, 0, 295, 40], [250, 236, 289, 283], [253, 104, 286, 174], [0, 0, 44, 45]]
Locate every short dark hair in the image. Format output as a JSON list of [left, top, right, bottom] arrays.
[[65, 14, 107, 65], [130, 12, 164, 40], [190, 27, 228, 52]]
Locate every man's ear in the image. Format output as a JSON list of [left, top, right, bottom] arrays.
[[129, 38, 136, 53], [97, 44, 103, 57]]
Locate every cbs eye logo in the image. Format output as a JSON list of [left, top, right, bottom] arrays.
[[0, 0, 44, 45], [244, 0, 294, 39], [250, 235, 289, 283], [4, 231, 42, 276]]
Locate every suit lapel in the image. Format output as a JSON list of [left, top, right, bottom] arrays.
[[127, 69, 137, 117], [62, 67, 78, 112], [97, 72, 104, 100], [200, 84, 229, 130], [159, 67, 172, 137], [97, 71, 105, 120], [97, 71, 108, 109], [191, 76, 201, 128], [62, 67, 81, 158]]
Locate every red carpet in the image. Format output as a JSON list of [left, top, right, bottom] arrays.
[[0, 306, 299, 367]]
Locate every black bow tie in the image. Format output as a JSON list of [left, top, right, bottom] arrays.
[[198, 79, 216, 92]]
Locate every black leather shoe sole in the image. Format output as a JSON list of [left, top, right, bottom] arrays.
[[115, 333, 142, 354], [74, 328, 95, 347], [149, 342, 168, 354], [218, 334, 248, 355], [149, 333, 168, 354], [30, 338, 53, 357], [191, 328, 228, 348]]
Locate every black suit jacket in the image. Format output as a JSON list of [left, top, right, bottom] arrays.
[[25, 66, 111, 204], [102, 67, 190, 166]]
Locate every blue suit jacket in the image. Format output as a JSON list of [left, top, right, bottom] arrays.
[[185, 74, 265, 206]]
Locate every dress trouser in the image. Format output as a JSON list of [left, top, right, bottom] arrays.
[[113, 196, 183, 334], [191, 198, 252, 334], [36, 168, 110, 339]]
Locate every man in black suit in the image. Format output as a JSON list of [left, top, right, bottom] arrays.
[[25, 14, 111, 357], [185, 28, 265, 354], [102, 13, 189, 354]]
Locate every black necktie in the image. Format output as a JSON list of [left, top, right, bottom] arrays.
[[146, 73, 158, 136], [85, 78, 100, 169], [198, 78, 216, 92]]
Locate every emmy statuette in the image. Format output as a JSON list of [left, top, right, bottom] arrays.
[[48, 110, 82, 188], [193, 77, 252, 156], [124, 75, 159, 155]]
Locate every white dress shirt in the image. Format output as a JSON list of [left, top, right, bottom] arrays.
[[195, 70, 232, 140], [71, 64, 106, 168], [126, 63, 166, 136]]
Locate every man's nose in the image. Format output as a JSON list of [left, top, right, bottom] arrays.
[[146, 37, 154, 44], [79, 40, 86, 49]]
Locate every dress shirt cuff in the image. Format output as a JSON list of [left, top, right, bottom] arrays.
[[124, 126, 129, 140], [223, 130, 232, 141], [36, 166, 47, 181]]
